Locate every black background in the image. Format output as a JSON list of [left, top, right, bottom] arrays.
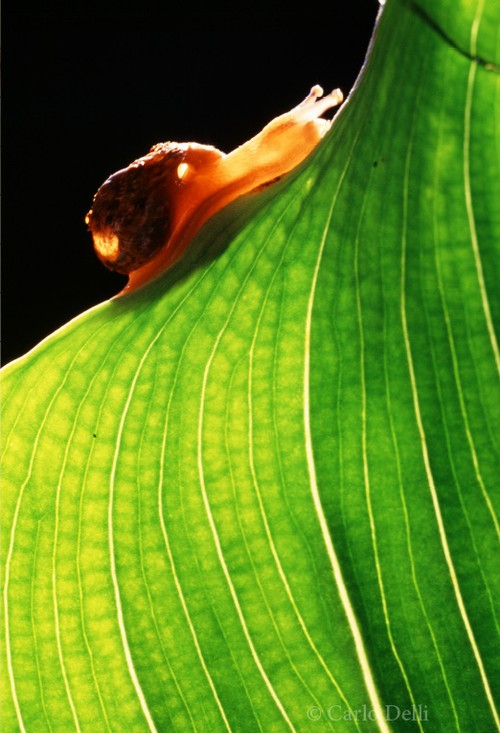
[[3, 0, 380, 364]]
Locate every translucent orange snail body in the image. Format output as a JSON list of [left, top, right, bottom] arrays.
[[85, 85, 343, 293]]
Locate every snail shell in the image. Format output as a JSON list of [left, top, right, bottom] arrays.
[[86, 143, 185, 274]]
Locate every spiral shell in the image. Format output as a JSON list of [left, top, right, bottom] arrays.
[[86, 143, 185, 274]]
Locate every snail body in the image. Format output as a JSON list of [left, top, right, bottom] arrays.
[[86, 85, 343, 292]]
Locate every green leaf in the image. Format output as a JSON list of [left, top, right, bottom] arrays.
[[2, 0, 499, 730]]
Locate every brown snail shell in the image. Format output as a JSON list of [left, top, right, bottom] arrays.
[[85, 143, 185, 274]]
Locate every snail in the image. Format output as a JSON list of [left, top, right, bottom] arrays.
[[86, 85, 343, 293]]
